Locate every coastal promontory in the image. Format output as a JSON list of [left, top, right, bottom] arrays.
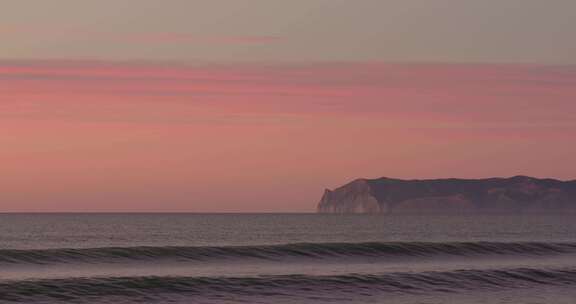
[[318, 176, 576, 214]]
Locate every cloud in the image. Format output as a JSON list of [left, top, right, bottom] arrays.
[[117, 33, 282, 44], [1, 60, 575, 127]]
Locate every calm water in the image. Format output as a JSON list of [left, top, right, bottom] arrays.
[[0, 214, 575, 303]]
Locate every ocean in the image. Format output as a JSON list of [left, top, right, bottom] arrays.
[[0, 213, 575, 303]]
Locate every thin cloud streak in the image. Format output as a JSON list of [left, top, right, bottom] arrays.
[[118, 33, 282, 44], [1, 60, 575, 126]]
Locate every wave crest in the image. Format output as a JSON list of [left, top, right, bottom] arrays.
[[1, 267, 576, 302], [1, 241, 575, 266]]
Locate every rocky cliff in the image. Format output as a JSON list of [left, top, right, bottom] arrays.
[[317, 176, 576, 214]]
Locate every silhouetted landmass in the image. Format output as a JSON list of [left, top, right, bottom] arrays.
[[318, 176, 576, 214]]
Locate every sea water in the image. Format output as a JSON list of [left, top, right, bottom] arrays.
[[0, 213, 575, 303]]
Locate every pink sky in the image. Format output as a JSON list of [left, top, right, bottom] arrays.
[[1, 60, 575, 211]]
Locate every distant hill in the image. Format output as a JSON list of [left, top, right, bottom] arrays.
[[317, 176, 576, 214]]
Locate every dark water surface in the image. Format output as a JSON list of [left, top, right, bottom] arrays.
[[0, 214, 575, 303]]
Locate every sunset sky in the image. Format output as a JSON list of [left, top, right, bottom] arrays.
[[1, 1, 575, 212]]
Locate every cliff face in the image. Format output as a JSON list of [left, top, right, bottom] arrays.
[[317, 176, 576, 214], [318, 179, 383, 214]]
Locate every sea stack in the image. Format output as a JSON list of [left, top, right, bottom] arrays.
[[317, 176, 576, 214]]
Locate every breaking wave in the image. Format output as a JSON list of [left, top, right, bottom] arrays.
[[1, 267, 576, 303], [1, 241, 575, 266]]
